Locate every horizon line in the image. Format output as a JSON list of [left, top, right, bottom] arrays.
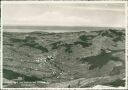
[[3, 25, 124, 28]]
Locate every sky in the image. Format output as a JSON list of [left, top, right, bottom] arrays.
[[2, 2, 125, 27]]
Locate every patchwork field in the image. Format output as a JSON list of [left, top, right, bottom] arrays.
[[3, 27, 125, 88]]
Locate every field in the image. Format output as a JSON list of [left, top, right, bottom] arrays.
[[3, 27, 125, 88]]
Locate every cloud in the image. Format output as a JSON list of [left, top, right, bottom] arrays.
[[2, 3, 125, 27], [3, 11, 89, 26]]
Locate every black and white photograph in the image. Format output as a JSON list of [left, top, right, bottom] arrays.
[[1, 1, 126, 89]]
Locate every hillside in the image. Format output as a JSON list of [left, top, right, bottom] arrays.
[[3, 28, 125, 88]]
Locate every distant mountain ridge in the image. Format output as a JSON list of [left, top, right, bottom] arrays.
[[3, 26, 124, 32]]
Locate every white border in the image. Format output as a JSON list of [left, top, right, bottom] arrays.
[[125, 2, 128, 89], [1, 1, 127, 4], [1, 2, 3, 90], [1, 1, 127, 90]]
